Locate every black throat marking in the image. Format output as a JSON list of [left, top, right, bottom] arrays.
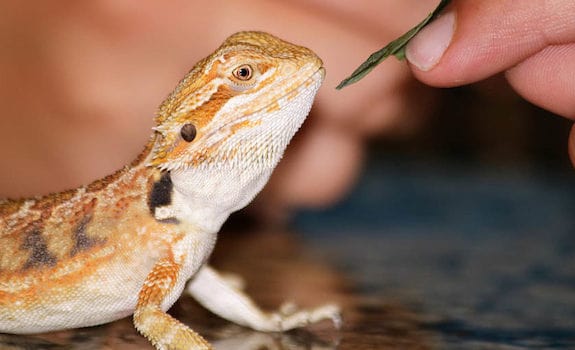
[[148, 172, 179, 224]]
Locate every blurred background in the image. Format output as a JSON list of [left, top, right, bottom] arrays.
[[0, 1, 573, 349], [294, 81, 575, 348]]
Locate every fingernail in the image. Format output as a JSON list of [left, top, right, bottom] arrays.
[[406, 11, 455, 71]]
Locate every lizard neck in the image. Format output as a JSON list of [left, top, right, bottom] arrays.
[[138, 134, 274, 234], [168, 163, 274, 233]]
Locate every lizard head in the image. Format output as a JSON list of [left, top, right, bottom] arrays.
[[146, 31, 324, 225], [149, 31, 324, 172]]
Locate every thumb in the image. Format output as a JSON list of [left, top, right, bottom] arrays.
[[405, 0, 575, 86], [406, 0, 575, 115]]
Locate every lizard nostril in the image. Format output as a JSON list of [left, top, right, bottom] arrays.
[[180, 123, 197, 142]]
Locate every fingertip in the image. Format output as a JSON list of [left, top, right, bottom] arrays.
[[405, 11, 456, 72]]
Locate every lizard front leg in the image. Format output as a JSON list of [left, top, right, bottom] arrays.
[[186, 265, 341, 332], [134, 257, 212, 350]]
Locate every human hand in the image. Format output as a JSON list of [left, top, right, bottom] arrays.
[[404, 0, 575, 159]]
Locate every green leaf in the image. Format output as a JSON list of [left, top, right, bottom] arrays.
[[336, 0, 451, 90]]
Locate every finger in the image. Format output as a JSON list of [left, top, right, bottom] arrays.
[[406, 0, 575, 86], [505, 43, 575, 119]]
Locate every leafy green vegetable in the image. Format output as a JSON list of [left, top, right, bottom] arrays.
[[336, 0, 451, 90]]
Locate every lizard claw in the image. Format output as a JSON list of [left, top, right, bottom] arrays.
[[271, 302, 342, 331]]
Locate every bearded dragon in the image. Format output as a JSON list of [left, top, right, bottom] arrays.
[[0, 31, 340, 350]]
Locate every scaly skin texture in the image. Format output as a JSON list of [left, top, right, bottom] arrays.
[[0, 32, 340, 350]]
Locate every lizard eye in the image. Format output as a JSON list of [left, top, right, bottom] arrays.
[[180, 123, 197, 142], [232, 64, 253, 81]]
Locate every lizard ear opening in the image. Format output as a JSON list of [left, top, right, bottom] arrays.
[[180, 123, 197, 142]]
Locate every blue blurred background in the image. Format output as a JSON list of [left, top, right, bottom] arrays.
[[295, 82, 575, 349]]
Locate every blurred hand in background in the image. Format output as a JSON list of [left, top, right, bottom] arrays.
[[0, 0, 436, 213]]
